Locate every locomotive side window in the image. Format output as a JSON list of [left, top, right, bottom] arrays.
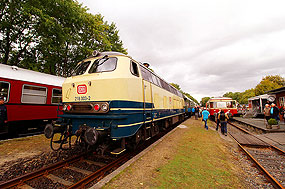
[[89, 57, 117, 73], [140, 66, 153, 83], [71, 61, 91, 76], [22, 85, 47, 104], [52, 88, 62, 104], [130, 61, 139, 77], [0, 81, 10, 102]]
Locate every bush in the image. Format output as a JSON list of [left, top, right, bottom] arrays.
[[268, 118, 278, 125]]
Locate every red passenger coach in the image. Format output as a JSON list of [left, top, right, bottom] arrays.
[[0, 64, 65, 134], [206, 97, 238, 118]]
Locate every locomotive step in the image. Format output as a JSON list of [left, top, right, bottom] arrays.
[[110, 148, 126, 155]]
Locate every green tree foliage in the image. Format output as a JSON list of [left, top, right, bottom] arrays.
[[222, 75, 285, 105], [170, 83, 199, 104], [255, 75, 284, 96], [200, 97, 211, 107], [0, 0, 127, 76], [170, 83, 181, 91]]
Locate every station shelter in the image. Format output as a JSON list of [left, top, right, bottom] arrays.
[[267, 86, 285, 121], [248, 94, 276, 117]]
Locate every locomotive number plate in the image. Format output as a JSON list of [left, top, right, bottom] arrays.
[[75, 96, 91, 101]]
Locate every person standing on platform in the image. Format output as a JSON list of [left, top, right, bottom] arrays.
[[279, 105, 284, 123], [218, 109, 229, 136], [202, 107, 210, 130], [263, 104, 271, 123], [270, 103, 279, 121], [194, 106, 199, 120], [216, 109, 221, 131], [0, 96, 8, 128], [192, 107, 195, 117]]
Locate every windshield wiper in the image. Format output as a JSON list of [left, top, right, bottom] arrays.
[[93, 55, 109, 72]]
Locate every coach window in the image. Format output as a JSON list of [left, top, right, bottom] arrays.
[[0, 81, 10, 102], [130, 61, 139, 77], [52, 88, 62, 104], [22, 85, 47, 104]]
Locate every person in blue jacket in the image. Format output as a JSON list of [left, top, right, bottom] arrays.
[[202, 107, 210, 130]]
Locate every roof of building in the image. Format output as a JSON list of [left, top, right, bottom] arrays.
[[248, 94, 275, 101], [267, 86, 285, 94], [0, 64, 65, 87]]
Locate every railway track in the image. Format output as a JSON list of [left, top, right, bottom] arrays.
[[0, 151, 131, 189], [228, 121, 285, 189], [0, 117, 188, 189]]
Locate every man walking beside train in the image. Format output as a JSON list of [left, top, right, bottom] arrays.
[[218, 110, 229, 136], [202, 107, 210, 130], [0, 96, 8, 129]]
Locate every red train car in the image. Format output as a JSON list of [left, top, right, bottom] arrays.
[[206, 97, 238, 118], [0, 64, 65, 134]]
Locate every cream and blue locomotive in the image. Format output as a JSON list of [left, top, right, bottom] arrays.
[[44, 51, 185, 154]]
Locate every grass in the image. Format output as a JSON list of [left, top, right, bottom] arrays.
[[153, 121, 243, 188]]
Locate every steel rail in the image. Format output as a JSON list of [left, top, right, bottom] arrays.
[[0, 153, 87, 189], [228, 121, 285, 154], [229, 133, 284, 189], [68, 152, 132, 188]]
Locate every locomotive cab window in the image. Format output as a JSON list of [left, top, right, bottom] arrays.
[[52, 88, 62, 104], [22, 85, 47, 104], [0, 81, 10, 102], [89, 57, 117, 73], [130, 61, 139, 77], [71, 61, 91, 76]]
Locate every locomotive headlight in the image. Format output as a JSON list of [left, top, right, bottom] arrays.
[[66, 104, 72, 111], [94, 104, 100, 111], [63, 104, 68, 111], [101, 103, 109, 112]]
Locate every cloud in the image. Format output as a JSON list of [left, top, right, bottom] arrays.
[[79, 0, 285, 101]]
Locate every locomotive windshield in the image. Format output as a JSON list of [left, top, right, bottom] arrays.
[[89, 57, 117, 73], [71, 61, 91, 76]]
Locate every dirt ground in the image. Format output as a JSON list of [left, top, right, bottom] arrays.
[[0, 135, 52, 166]]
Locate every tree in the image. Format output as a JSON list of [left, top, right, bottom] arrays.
[[170, 83, 199, 104], [255, 75, 284, 96], [170, 83, 181, 91], [201, 97, 210, 107], [0, 0, 127, 76]]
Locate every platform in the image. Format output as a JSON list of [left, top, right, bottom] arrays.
[[233, 117, 285, 133]]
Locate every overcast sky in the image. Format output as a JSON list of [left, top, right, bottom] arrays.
[[78, 0, 285, 101]]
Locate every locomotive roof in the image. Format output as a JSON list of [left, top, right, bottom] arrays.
[[0, 64, 65, 87]]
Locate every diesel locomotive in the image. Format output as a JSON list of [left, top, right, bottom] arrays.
[[44, 51, 186, 154]]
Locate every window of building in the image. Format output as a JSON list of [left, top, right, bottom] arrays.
[[52, 88, 62, 104], [22, 85, 47, 104], [130, 61, 139, 77], [0, 81, 10, 102]]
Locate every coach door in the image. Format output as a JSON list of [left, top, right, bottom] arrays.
[[140, 66, 153, 123]]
